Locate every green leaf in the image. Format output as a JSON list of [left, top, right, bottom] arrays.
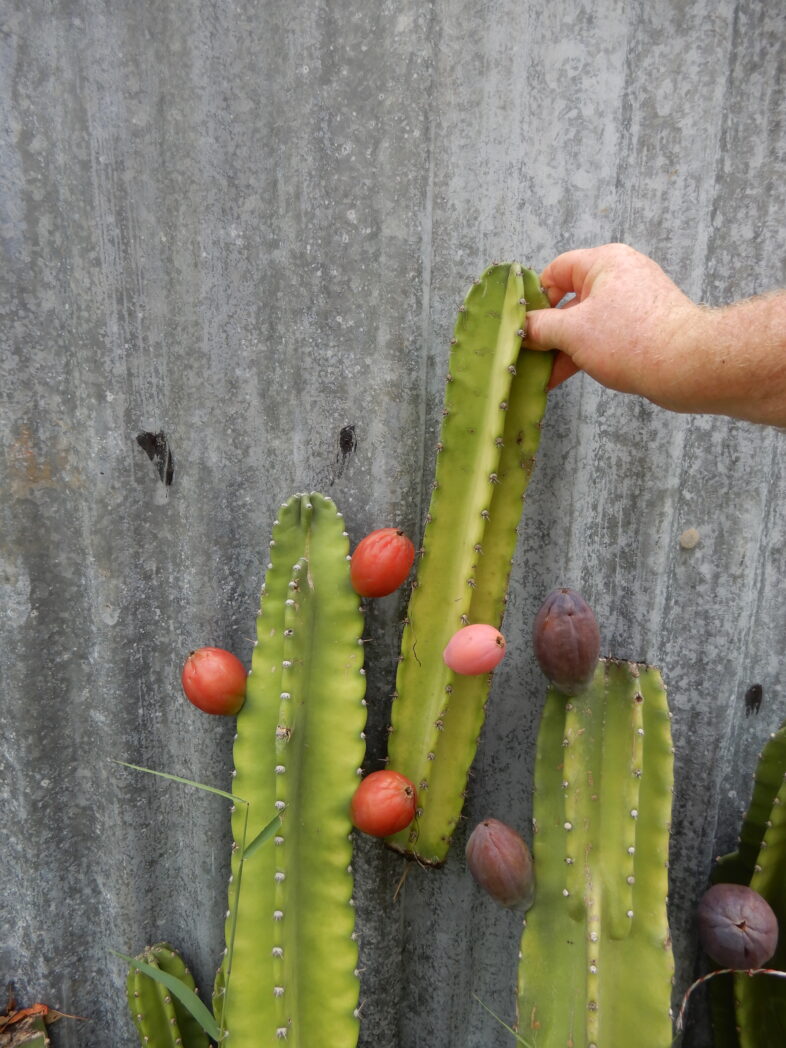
[[242, 814, 282, 859], [113, 949, 220, 1042]]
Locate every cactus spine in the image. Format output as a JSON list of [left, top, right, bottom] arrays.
[[127, 943, 210, 1048], [517, 660, 674, 1047], [214, 493, 366, 1046], [386, 263, 552, 864], [710, 721, 786, 1046]]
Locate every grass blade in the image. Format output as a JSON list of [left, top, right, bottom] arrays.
[[473, 994, 533, 1047], [109, 758, 246, 805], [242, 813, 281, 859]]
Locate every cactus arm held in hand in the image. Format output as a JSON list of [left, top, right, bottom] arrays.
[[215, 493, 366, 1047], [386, 264, 552, 863], [517, 661, 674, 1047]]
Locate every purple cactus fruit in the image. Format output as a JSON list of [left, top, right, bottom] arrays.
[[465, 818, 534, 911], [532, 588, 600, 695], [696, 883, 779, 969]]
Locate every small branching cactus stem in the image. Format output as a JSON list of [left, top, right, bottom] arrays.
[[126, 943, 210, 1048], [386, 263, 553, 864], [713, 721, 786, 888], [710, 720, 786, 1047], [517, 660, 674, 1047], [214, 493, 366, 1046]]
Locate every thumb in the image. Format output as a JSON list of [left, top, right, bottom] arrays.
[[524, 305, 573, 353]]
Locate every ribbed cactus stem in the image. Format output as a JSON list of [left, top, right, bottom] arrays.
[[386, 263, 552, 864], [713, 723, 786, 887], [736, 769, 786, 1046], [214, 493, 366, 1047], [518, 660, 674, 1047], [711, 721, 786, 1046], [127, 943, 210, 1048]]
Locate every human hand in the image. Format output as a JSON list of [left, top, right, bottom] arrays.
[[524, 244, 710, 413], [526, 244, 786, 425]]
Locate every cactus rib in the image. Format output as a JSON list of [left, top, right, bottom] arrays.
[[517, 660, 674, 1047], [386, 263, 552, 864], [215, 493, 366, 1047]]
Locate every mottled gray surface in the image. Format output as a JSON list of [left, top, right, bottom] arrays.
[[2, 1, 785, 1045]]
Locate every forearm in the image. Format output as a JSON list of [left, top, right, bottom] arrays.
[[684, 292, 786, 426]]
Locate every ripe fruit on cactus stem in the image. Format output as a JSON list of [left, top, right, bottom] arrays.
[[350, 527, 416, 598], [697, 883, 779, 969], [443, 623, 506, 675], [466, 818, 535, 910], [181, 647, 247, 715], [532, 587, 600, 695], [350, 770, 417, 837]]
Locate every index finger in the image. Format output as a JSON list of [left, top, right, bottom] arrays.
[[540, 246, 608, 300]]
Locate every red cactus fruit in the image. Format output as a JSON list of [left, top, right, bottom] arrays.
[[465, 818, 535, 910], [181, 647, 247, 715], [443, 624, 506, 676], [350, 527, 416, 598], [696, 882, 779, 969], [350, 769, 417, 837], [532, 587, 600, 695]]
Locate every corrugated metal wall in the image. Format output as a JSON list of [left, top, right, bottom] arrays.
[[2, 1, 784, 1045]]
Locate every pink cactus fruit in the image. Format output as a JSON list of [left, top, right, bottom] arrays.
[[696, 882, 779, 969], [443, 623, 506, 676], [465, 818, 535, 911]]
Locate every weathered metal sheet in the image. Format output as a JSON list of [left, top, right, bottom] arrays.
[[2, 2, 785, 1045]]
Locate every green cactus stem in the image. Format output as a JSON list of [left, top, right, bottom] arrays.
[[710, 721, 786, 1047], [737, 789, 786, 1046], [386, 263, 553, 864], [126, 943, 210, 1048], [214, 493, 366, 1047], [713, 722, 786, 887], [517, 660, 674, 1047]]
